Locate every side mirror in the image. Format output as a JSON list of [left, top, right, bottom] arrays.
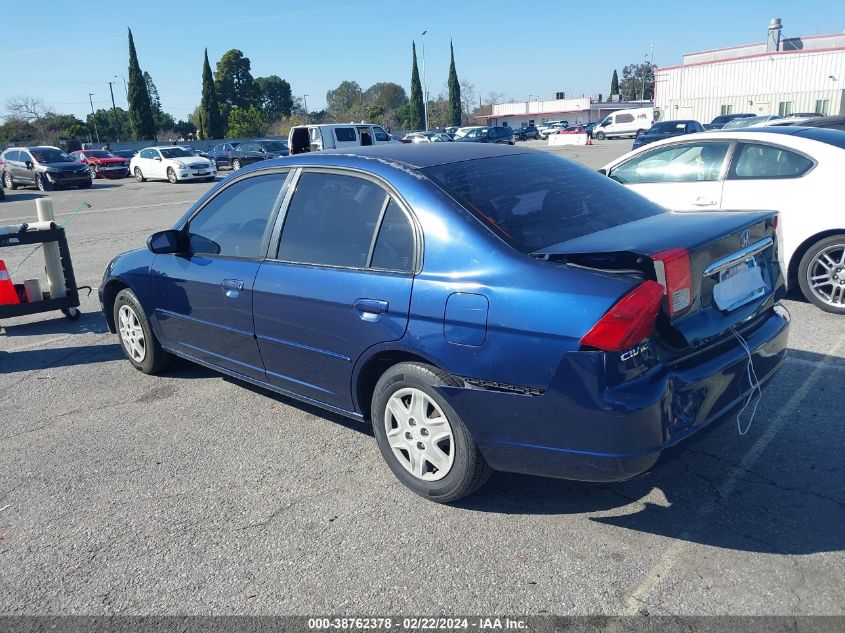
[[25, 161, 34, 170], [597, 168, 608, 176], [147, 229, 183, 254], [154, 156, 162, 161]]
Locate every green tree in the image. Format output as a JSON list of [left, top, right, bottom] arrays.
[[173, 120, 197, 139], [326, 80, 364, 118], [364, 82, 408, 111], [255, 75, 293, 120], [143, 70, 175, 132], [126, 28, 156, 140], [447, 41, 461, 127], [227, 105, 266, 138], [610, 69, 619, 98], [409, 41, 425, 131], [87, 108, 130, 142], [215, 49, 258, 128], [200, 49, 224, 139], [619, 61, 656, 101]]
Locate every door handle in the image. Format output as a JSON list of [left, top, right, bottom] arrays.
[[692, 197, 717, 206], [353, 299, 388, 320], [222, 279, 244, 298]]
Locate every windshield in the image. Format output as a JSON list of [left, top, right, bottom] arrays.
[[598, 117, 611, 127], [648, 122, 687, 134], [160, 148, 193, 158], [262, 141, 287, 152], [421, 152, 663, 254], [30, 148, 73, 163]]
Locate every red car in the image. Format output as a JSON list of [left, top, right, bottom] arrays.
[[69, 149, 130, 179]]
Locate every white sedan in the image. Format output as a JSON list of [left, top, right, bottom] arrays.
[[601, 127, 845, 314], [130, 146, 216, 184]]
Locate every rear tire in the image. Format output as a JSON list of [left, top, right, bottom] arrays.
[[113, 289, 174, 374], [371, 362, 493, 503], [3, 171, 16, 190], [635, 129, 646, 137], [232, 159, 241, 171], [797, 234, 845, 314]]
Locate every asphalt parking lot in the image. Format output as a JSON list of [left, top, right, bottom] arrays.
[[0, 140, 843, 616]]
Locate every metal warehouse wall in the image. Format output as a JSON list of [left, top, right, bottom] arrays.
[[655, 49, 845, 122]]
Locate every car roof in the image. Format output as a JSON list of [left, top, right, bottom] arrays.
[[310, 143, 532, 169]]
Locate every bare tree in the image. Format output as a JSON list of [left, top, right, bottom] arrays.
[[5, 96, 55, 122]]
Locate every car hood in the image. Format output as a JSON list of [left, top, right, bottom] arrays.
[[40, 161, 90, 172], [90, 156, 127, 165], [167, 157, 212, 167]]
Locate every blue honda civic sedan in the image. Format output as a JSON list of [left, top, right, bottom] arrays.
[[100, 144, 789, 502]]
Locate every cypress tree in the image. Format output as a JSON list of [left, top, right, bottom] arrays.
[[200, 49, 224, 139], [447, 41, 462, 127], [409, 41, 425, 131], [610, 69, 619, 98], [126, 28, 156, 140]]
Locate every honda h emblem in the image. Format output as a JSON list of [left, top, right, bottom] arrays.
[[740, 229, 750, 248]]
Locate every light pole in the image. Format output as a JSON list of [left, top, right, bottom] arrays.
[[421, 30, 429, 131], [303, 94, 309, 114], [114, 75, 127, 103], [108, 81, 120, 141], [88, 93, 100, 144]]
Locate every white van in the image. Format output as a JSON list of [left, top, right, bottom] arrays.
[[288, 123, 398, 155], [593, 107, 661, 140]]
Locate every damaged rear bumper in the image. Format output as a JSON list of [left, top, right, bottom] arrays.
[[437, 305, 790, 482]]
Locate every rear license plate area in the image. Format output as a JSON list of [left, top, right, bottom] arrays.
[[713, 258, 768, 311]]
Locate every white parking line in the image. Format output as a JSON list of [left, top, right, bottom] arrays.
[[622, 333, 845, 615], [1, 200, 195, 224]]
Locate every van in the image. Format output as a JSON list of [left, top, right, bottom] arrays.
[[288, 123, 397, 155], [593, 107, 661, 140]]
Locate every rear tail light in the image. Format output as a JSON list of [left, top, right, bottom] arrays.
[[652, 247, 693, 317], [580, 280, 665, 352]]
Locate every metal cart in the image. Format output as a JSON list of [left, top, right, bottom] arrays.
[[0, 223, 81, 321]]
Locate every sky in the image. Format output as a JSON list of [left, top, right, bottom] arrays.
[[4, 0, 845, 121]]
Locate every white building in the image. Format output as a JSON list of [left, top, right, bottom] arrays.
[[476, 96, 650, 128], [655, 19, 845, 124]]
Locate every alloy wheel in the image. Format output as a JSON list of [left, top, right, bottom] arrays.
[[806, 243, 845, 308], [118, 304, 146, 362], [384, 387, 455, 482], [3, 172, 12, 189], [167, 168, 177, 184]]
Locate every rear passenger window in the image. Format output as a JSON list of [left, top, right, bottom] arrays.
[[186, 172, 287, 258], [334, 128, 357, 142], [730, 143, 813, 179], [371, 201, 414, 272], [277, 172, 387, 268]]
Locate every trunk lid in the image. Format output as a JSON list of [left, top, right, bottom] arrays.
[[534, 210, 784, 349]]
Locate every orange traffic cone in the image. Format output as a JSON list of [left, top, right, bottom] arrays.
[[586, 135, 593, 146], [0, 260, 20, 305]]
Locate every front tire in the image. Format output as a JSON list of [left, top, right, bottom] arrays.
[[797, 234, 845, 314], [167, 167, 178, 184], [134, 167, 145, 182], [36, 174, 51, 191], [113, 289, 173, 374], [371, 362, 492, 503], [595, 131, 606, 140]]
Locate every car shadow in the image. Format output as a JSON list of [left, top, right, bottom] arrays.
[[3, 192, 45, 202], [0, 341, 124, 373], [0, 311, 109, 337]]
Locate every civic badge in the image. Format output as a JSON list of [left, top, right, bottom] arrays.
[[740, 229, 750, 248]]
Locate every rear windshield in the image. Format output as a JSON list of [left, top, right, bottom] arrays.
[[421, 152, 664, 253]]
